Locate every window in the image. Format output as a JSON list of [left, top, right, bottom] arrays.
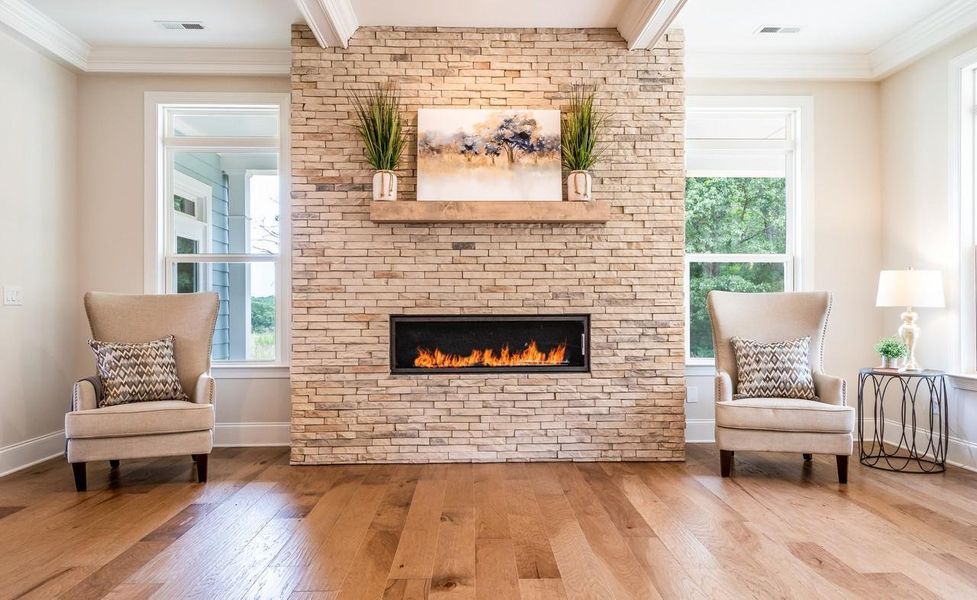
[[146, 93, 289, 370], [950, 50, 977, 374], [685, 98, 811, 365]]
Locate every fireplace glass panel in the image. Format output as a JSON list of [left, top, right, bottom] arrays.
[[390, 315, 589, 374]]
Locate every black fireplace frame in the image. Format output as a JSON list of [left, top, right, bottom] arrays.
[[389, 314, 591, 374]]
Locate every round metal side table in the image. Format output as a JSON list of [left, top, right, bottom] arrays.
[[857, 368, 948, 473]]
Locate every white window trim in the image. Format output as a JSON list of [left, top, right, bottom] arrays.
[[949, 49, 977, 377], [685, 96, 815, 371], [144, 92, 291, 378]]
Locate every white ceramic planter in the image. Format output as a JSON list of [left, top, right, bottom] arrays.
[[567, 170, 593, 202], [373, 170, 397, 201]]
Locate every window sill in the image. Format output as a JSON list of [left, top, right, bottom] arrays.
[[947, 373, 977, 392], [211, 364, 289, 380]]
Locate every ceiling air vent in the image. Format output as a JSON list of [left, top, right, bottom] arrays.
[[156, 21, 205, 31], [756, 25, 801, 34]]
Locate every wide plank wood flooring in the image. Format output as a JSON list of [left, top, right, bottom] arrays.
[[1, 445, 977, 599]]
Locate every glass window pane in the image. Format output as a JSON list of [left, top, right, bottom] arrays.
[[685, 177, 787, 254], [171, 152, 279, 255], [173, 261, 277, 362], [689, 262, 786, 359], [168, 108, 279, 138]]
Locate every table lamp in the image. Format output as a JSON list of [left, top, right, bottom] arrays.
[[875, 269, 944, 371]]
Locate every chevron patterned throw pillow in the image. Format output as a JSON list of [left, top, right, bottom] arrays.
[[88, 335, 189, 407], [730, 336, 817, 400]]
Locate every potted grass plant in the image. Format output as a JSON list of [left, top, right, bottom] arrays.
[[875, 336, 907, 369], [350, 83, 406, 201], [561, 84, 606, 202]]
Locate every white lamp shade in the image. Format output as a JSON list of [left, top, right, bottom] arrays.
[[875, 270, 945, 308]]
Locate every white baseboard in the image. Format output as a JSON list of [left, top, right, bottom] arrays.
[[0, 430, 65, 478], [686, 419, 715, 443], [214, 422, 290, 447]]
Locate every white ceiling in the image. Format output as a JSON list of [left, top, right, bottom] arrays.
[[24, 0, 957, 54], [13, 0, 977, 79], [352, 0, 627, 29], [27, 0, 302, 48], [677, 0, 951, 55]]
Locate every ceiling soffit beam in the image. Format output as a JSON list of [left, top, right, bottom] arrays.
[[686, 52, 874, 81], [870, 0, 977, 79], [86, 47, 290, 75], [293, 0, 358, 48], [0, 0, 90, 70], [618, 0, 687, 51]]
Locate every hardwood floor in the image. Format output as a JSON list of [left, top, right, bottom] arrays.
[[1, 445, 977, 599]]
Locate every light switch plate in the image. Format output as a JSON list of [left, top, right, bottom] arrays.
[[3, 285, 23, 306], [686, 385, 698, 403]]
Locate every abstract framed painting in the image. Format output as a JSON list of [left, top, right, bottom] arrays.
[[416, 108, 562, 201]]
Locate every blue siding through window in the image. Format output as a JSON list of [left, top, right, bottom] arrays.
[[174, 153, 231, 361]]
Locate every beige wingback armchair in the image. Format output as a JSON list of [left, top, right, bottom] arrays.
[[66, 292, 219, 491], [707, 291, 854, 483]]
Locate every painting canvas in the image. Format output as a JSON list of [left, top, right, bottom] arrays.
[[416, 108, 562, 201]]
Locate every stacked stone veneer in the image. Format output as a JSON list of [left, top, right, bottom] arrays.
[[290, 25, 685, 464]]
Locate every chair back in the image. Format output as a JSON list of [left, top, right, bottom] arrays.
[[84, 292, 219, 396], [707, 291, 831, 385]]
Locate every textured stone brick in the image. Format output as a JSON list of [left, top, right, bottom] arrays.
[[290, 25, 685, 464]]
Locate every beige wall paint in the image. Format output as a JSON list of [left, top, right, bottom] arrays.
[[685, 79, 883, 433], [879, 29, 977, 468], [76, 74, 291, 428], [0, 30, 78, 462]]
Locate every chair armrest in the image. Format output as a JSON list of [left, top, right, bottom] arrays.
[[814, 372, 847, 406], [193, 373, 215, 405], [715, 370, 733, 403], [72, 377, 101, 412]]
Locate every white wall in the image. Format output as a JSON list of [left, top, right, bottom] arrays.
[[685, 80, 884, 441], [0, 29, 79, 474], [880, 29, 977, 469], [75, 74, 292, 445]]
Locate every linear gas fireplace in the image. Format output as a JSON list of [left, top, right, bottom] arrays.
[[390, 315, 590, 374]]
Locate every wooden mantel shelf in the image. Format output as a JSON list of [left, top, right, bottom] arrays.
[[370, 201, 610, 224]]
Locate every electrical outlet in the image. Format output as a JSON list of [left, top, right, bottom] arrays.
[[3, 285, 23, 306], [686, 386, 698, 403]]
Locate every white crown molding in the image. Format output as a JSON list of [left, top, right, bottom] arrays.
[[87, 47, 290, 75], [293, 0, 358, 48], [870, 0, 977, 80], [0, 0, 89, 70], [686, 51, 874, 81], [618, 0, 687, 50]]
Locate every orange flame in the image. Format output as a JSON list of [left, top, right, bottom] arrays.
[[413, 340, 568, 369]]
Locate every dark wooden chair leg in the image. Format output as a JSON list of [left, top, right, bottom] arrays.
[[71, 462, 87, 492], [803, 453, 813, 461], [836, 455, 849, 484], [192, 454, 208, 483], [720, 450, 733, 477], [109, 460, 120, 469]]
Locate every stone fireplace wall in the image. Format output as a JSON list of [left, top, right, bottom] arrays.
[[290, 25, 685, 464]]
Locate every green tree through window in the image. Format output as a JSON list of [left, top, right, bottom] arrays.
[[686, 177, 788, 359]]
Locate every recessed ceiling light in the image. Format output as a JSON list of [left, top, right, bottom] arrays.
[[755, 25, 801, 35], [155, 21, 205, 31]]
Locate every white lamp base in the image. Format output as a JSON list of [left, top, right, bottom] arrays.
[[897, 308, 921, 372]]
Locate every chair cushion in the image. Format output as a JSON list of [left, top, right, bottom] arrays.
[[66, 401, 214, 439], [88, 335, 188, 406], [731, 336, 817, 400], [716, 398, 854, 433]]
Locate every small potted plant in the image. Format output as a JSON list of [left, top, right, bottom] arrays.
[[875, 336, 907, 369], [561, 84, 606, 202], [350, 83, 406, 201]]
